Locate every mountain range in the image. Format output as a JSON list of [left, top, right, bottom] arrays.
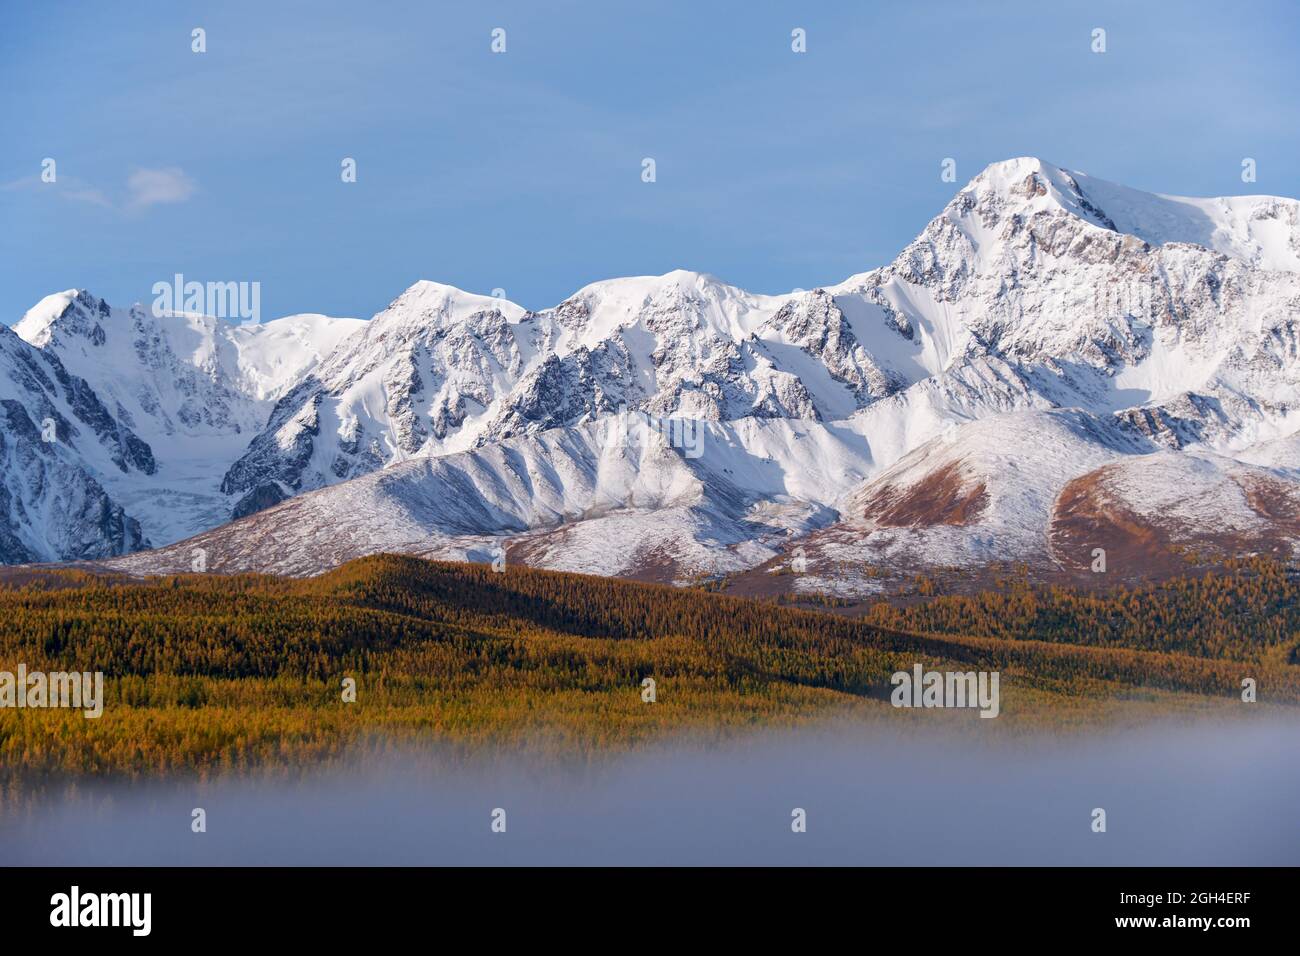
[[7, 157, 1300, 596]]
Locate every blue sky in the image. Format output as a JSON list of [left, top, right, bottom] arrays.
[[2, 0, 1297, 323]]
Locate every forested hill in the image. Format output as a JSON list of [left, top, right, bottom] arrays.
[[1, 555, 1296, 786]]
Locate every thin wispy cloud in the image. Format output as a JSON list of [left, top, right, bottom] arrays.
[[1, 174, 111, 208], [62, 182, 114, 208], [2, 167, 196, 213]]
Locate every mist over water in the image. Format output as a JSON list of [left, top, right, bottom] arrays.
[[5, 718, 1298, 866]]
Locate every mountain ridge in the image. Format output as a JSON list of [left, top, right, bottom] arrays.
[[7, 157, 1299, 587]]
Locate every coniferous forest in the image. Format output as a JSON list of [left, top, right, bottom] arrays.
[[0, 555, 1296, 795]]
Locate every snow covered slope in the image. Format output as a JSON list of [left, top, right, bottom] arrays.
[[106, 413, 876, 578]]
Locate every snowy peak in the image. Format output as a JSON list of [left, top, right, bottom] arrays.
[[961, 157, 1300, 271], [15, 289, 112, 348], [555, 269, 776, 346], [963, 157, 1121, 230], [15, 290, 363, 405], [366, 280, 528, 335]]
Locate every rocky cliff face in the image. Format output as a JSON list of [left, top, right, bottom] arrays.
[[0, 322, 148, 561]]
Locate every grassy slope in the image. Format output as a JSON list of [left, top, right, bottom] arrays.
[[0, 555, 1295, 789]]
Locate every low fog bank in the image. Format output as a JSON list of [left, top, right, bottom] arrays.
[[5, 718, 1298, 865]]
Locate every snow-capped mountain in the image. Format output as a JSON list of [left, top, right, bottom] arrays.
[[12, 291, 362, 546], [9, 158, 1300, 586], [214, 272, 859, 516]]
